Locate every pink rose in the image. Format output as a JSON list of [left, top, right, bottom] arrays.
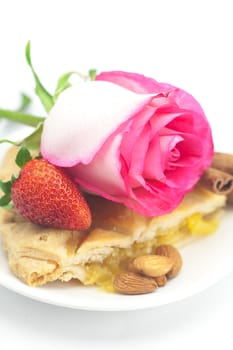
[[41, 71, 213, 217]]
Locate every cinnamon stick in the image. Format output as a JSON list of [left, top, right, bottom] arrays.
[[200, 167, 233, 195], [212, 152, 233, 175]]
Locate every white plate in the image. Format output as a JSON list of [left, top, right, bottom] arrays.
[[0, 127, 233, 311]]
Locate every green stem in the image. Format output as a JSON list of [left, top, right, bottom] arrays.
[[0, 109, 45, 127]]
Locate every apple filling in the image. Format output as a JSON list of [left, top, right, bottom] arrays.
[[83, 212, 219, 292]]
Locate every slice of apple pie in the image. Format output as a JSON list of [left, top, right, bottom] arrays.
[[0, 147, 226, 292]]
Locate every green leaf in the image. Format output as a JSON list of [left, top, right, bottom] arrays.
[[54, 70, 92, 99], [88, 69, 97, 81], [0, 180, 12, 194], [0, 124, 43, 155], [25, 41, 54, 112], [0, 138, 19, 146], [18, 93, 32, 112], [15, 147, 32, 168], [54, 71, 74, 99], [53, 68, 98, 100], [0, 193, 11, 207], [0, 108, 45, 127], [20, 123, 43, 151]]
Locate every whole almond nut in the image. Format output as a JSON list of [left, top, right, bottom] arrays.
[[132, 255, 174, 277], [113, 272, 158, 295], [155, 275, 167, 287], [155, 245, 183, 278]]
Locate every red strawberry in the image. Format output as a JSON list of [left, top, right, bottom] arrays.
[[11, 158, 91, 230]]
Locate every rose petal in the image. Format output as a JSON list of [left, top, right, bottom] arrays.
[[159, 134, 184, 171], [120, 181, 185, 217], [69, 133, 126, 196], [143, 136, 165, 181], [41, 81, 157, 167], [97, 71, 205, 115], [120, 105, 156, 168], [128, 124, 151, 187], [96, 71, 173, 94]]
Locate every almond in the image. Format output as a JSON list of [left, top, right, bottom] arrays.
[[154, 275, 167, 287], [132, 255, 174, 277], [113, 272, 158, 295], [155, 245, 183, 278]]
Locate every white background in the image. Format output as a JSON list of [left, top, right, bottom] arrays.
[[0, 0, 233, 349]]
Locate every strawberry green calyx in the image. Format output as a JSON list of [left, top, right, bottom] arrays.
[[0, 147, 33, 208], [15, 147, 32, 168], [0, 176, 16, 208]]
